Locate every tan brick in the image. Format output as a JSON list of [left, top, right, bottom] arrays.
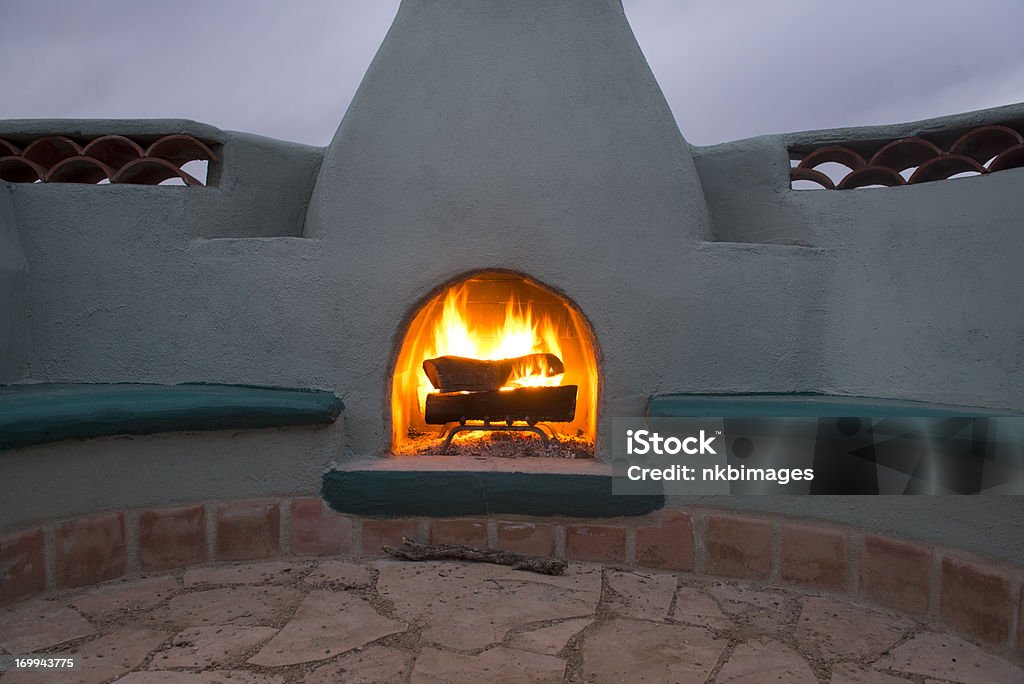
[[56, 513, 125, 588], [496, 521, 555, 556], [706, 515, 771, 579], [429, 519, 487, 547], [781, 524, 847, 591], [940, 556, 1012, 644], [291, 498, 353, 556], [860, 536, 931, 616], [0, 528, 46, 604], [139, 505, 206, 571], [362, 519, 418, 557], [1019, 587, 1024, 650], [216, 501, 280, 561], [636, 511, 694, 571], [565, 525, 625, 563]]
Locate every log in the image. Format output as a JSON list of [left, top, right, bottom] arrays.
[[423, 353, 564, 393], [383, 538, 567, 575], [424, 385, 577, 425]]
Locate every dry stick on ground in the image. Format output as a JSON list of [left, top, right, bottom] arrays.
[[383, 538, 567, 575]]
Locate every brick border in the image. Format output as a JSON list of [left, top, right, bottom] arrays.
[[2, 501, 1022, 654]]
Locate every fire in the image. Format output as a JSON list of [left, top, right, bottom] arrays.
[[391, 273, 598, 452], [432, 286, 564, 383], [415, 285, 564, 418]]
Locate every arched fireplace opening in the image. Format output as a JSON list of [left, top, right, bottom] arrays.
[[391, 271, 599, 456]]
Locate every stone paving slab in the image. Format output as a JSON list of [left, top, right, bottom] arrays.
[[581, 618, 728, 683], [375, 560, 600, 651], [303, 560, 372, 587], [183, 562, 310, 587], [829, 663, 912, 684], [874, 632, 1024, 682], [673, 586, 734, 631], [412, 646, 566, 684], [247, 591, 405, 667], [117, 671, 285, 683], [707, 582, 791, 635], [603, 569, 677, 621], [3, 627, 168, 684], [717, 638, 817, 683], [794, 595, 914, 662], [302, 644, 414, 684], [0, 557, 1020, 683], [69, 577, 180, 620], [160, 585, 302, 627], [152, 625, 278, 668], [506, 617, 592, 655], [0, 599, 95, 653]]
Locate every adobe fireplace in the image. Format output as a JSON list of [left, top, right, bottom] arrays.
[[391, 271, 599, 456]]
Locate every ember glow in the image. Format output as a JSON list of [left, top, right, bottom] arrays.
[[391, 273, 599, 452]]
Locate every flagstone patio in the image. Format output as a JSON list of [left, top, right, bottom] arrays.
[[0, 558, 1021, 683]]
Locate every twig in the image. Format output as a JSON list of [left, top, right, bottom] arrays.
[[382, 538, 567, 575]]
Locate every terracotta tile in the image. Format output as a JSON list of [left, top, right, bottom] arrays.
[[429, 519, 487, 547], [565, 525, 625, 563], [496, 521, 555, 557], [0, 528, 46, 604], [706, 515, 772, 579], [860, 536, 931, 616], [56, 513, 125, 588], [940, 556, 1011, 643], [781, 524, 847, 591], [636, 511, 694, 571], [290, 498, 352, 556], [361, 519, 418, 557], [139, 505, 206, 571], [217, 501, 280, 562], [1019, 586, 1024, 650]]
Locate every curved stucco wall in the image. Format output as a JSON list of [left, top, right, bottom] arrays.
[[0, 182, 28, 383], [694, 106, 1024, 411]]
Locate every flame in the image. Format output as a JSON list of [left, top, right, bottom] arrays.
[[391, 274, 598, 452], [415, 286, 564, 414]]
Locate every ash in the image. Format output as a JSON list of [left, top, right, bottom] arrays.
[[408, 430, 595, 459]]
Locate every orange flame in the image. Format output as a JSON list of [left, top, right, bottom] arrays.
[[391, 275, 598, 452]]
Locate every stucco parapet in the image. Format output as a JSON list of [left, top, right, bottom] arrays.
[[0, 118, 227, 145], [781, 102, 1024, 153]]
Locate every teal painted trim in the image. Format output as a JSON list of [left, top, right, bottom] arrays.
[[647, 393, 1022, 418], [0, 383, 344, 450], [321, 470, 664, 518]]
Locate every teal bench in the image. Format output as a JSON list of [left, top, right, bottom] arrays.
[[647, 393, 1020, 418], [0, 383, 344, 450]]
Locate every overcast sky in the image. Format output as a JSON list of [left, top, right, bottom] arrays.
[[1, 1, 1022, 147]]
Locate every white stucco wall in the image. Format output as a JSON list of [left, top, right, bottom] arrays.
[[0, 182, 28, 383]]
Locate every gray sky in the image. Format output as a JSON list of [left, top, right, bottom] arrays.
[[1, 0, 1022, 147]]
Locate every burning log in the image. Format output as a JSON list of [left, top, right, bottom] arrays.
[[422, 353, 564, 393], [383, 538, 567, 575], [424, 385, 577, 425]]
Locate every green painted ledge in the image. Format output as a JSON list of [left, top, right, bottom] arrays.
[[0, 383, 344, 450], [647, 393, 1022, 418], [322, 469, 664, 518]]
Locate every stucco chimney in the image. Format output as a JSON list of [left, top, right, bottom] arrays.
[[304, 0, 710, 244]]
